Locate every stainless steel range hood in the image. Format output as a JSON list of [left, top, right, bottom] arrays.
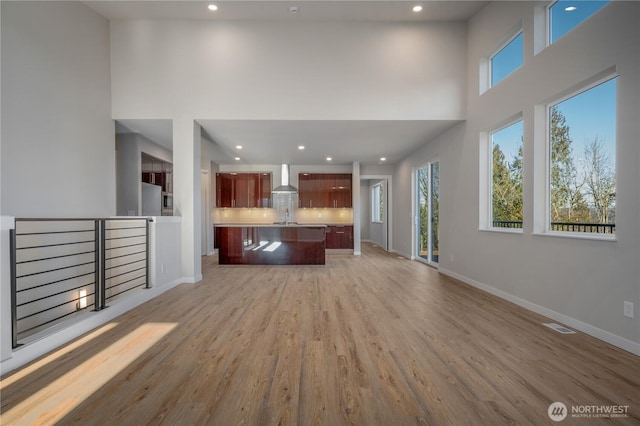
[[272, 164, 298, 193]]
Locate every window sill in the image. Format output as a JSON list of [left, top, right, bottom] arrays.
[[531, 231, 617, 242], [371, 221, 384, 224], [479, 227, 523, 235]]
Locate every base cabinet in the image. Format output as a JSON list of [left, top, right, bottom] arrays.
[[215, 226, 326, 265], [325, 225, 353, 249]]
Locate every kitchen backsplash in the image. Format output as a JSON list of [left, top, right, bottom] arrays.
[[213, 207, 353, 224]]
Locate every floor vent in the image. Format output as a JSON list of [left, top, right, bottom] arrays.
[[543, 322, 576, 334]]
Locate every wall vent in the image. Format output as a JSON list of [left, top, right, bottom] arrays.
[[543, 322, 576, 334]]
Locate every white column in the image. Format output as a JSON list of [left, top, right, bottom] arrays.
[[173, 117, 202, 283], [352, 161, 361, 255]]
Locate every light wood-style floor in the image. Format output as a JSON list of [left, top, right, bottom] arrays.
[[2, 243, 638, 425]]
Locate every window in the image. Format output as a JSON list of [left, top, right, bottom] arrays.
[[549, 0, 609, 44], [548, 76, 617, 235], [491, 120, 524, 229], [491, 31, 523, 87], [416, 161, 439, 264], [372, 182, 384, 223]]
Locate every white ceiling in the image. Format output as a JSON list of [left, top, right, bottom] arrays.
[[199, 119, 461, 165], [107, 1, 485, 165], [85, 1, 487, 22]]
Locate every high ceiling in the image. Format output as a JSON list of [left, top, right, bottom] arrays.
[[85, 1, 487, 22], [104, 1, 486, 165]]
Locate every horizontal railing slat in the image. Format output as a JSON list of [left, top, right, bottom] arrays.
[[10, 217, 150, 346]]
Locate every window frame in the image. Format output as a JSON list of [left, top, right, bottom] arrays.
[[544, 73, 618, 240]]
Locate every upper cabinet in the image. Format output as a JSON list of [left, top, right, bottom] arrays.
[[216, 173, 271, 208], [298, 173, 352, 208], [141, 152, 172, 194]]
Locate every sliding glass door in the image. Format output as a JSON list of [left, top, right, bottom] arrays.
[[416, 160, 439, 265]]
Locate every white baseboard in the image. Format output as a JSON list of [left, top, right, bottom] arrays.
[[390, 249, 411, 260], [438, 267, 640, 356], [182, 274, 203, 284], [0, 277, 186, 375]]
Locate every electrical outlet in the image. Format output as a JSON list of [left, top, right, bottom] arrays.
[[623, 301, 634, 318], [161, 264, 165, 274]]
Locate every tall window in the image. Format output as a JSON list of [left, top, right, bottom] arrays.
[[491, 31, 523, 87], [416, 161, 439, 265], [491, 120, 524, 229], [549, 0, 609, 44], [372, 183, 384, 223], [548, 77, 616, 234]]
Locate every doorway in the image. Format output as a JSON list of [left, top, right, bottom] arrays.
[[360, 175, 392, 253], [416, 160, 439, 266]]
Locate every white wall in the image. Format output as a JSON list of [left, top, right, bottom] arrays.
[[1, 2, 114, 217], [395, 1, 640, 353], [110, 20, 466, 121], [152, 217, 182, 287]]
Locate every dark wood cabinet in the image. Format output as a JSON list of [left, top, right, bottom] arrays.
[[298, 173, 352, 208], [216, 225, 326, 265], [141, 153, 172, 195], [216, 173, 271, 208], [325, 225, 354, 249], [330, 174, 352, 208]]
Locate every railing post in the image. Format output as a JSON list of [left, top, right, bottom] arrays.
[[94, 220, 101, 311], [100, 220, 107, 309], [145, 218, 151, 289], [10, 228, 19, 348]]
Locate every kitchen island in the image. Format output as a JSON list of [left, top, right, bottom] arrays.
[[215, 224, 326, 265]]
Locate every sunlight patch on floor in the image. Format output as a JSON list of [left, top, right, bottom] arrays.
[[1, 322, 177, 425], [1, 322, 119, 391]]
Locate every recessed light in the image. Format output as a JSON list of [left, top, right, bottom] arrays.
[[235, 145, 243, 149], [208, 4, 218, 11], [289, 6, 299, 14], [234, 157, 240, 161], [413, 5, 423, 12], [380, 157, 386, 161], [564, 6, 577, 11], [326, 157, 332, 162], [298, 145, 305, 150]]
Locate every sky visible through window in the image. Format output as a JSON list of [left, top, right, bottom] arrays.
[[553, 78, 616, 167], [491, 32, 523, 86], [492, 121, 522, 163], [550, 0, 609, 43], [492, 1, 615, 168], [493, 79, 616, 171]]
